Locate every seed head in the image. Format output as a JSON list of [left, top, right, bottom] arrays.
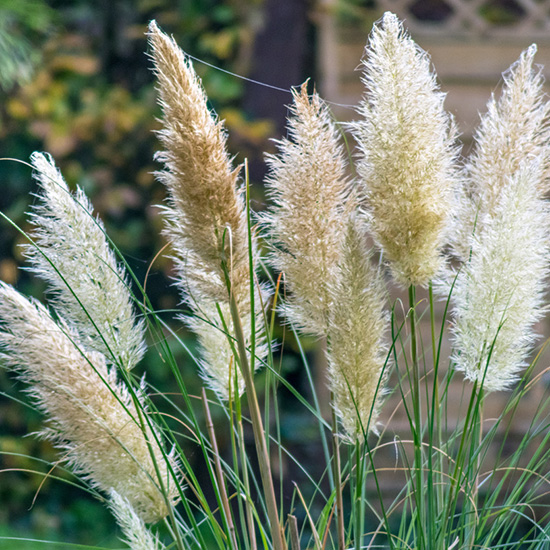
[[351, 12, 459, 286], [264, 84, 352, 335], [327, 217, 389, 441], [452, 161, 550, 391], [0, 283, 179, 522], [148, 21, 268, 399], [25, 152, 145, 370]]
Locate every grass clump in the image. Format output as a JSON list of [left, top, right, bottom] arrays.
[[2, 12, 550, 550]]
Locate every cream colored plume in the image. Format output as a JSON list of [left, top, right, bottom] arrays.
[[351, 12, 458, 287], [264, 85, 388, 439], [109, 490, 165, 550], [452, 161, 550, 391], [452, 45, 550, 260], [24, 152, 145, 370], [264, 84, 352, 335], [148, 21, 267, 399], [327, 217, 389, 441], [0, 282, 179, 522], [186, 301, 245, 395]]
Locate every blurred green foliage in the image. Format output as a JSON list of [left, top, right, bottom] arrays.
[[0, 0, 278, 546], [0, 0, 56, 90]]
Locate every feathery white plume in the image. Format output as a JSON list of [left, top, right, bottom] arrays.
[[0, 282, 179, 522], [351, 12, 458, 286], [264, 85, 389, 440], [327, 217, 389, 441], [452, 161, 550, 391], [451, 46, 550, 391], [264, 84, 352, 335], [24, 152, 145, 370], [109, 490, 166, 550]]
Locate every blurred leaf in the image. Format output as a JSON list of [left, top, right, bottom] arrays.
[[202, 29, 239, 59], [50, 55, 99, 75], [222, 107, 273, 143], [211, 4, 236, 24], [0, 259, 18, 285], [0, 0, 57, 31], [202, 68, 243, 101], [0, 0, 56, 90]]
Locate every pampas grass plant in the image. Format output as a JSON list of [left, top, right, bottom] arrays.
[[2, 12, 550, 550]]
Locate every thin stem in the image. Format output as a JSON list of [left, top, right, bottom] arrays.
[[353, 442, 366, 550], [443, 380, 479, 544], [331, 399, 346, 550], [227, 392, 248, 550], [427, 282, 442, 546], [228, 290, 286, 550], [468, 387, 484, 548], [237, 162, 284, 550], [202, 388, 238, 549], [237, 409, 258, 550], [408, 284, 425, 550], [288, 515, 301, 550]]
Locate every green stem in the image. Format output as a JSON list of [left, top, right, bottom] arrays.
[[228, 290, 286, 550], [237, 409, 258, 550], [409, 285, 425, 550], [467, 387, 484, 547], [202, 388, 239, 549], [354, 442, 367, 550], [288, 515, 300, 550], [443, 380, 479, 544], [331, 399, 345, 550], [427, 283, 442, 546]]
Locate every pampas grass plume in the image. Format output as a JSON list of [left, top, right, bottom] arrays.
[[264, 84, 352, 335], [328, 217, 388, 441], [452, 161, 550, 391], [0, 283, 179, 522], [25, 152, 145, 370], [264, 85, 388, 440], [109, 490, 165, 550], [148, 21, 267, 400], [352, 12, 458, 286]]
